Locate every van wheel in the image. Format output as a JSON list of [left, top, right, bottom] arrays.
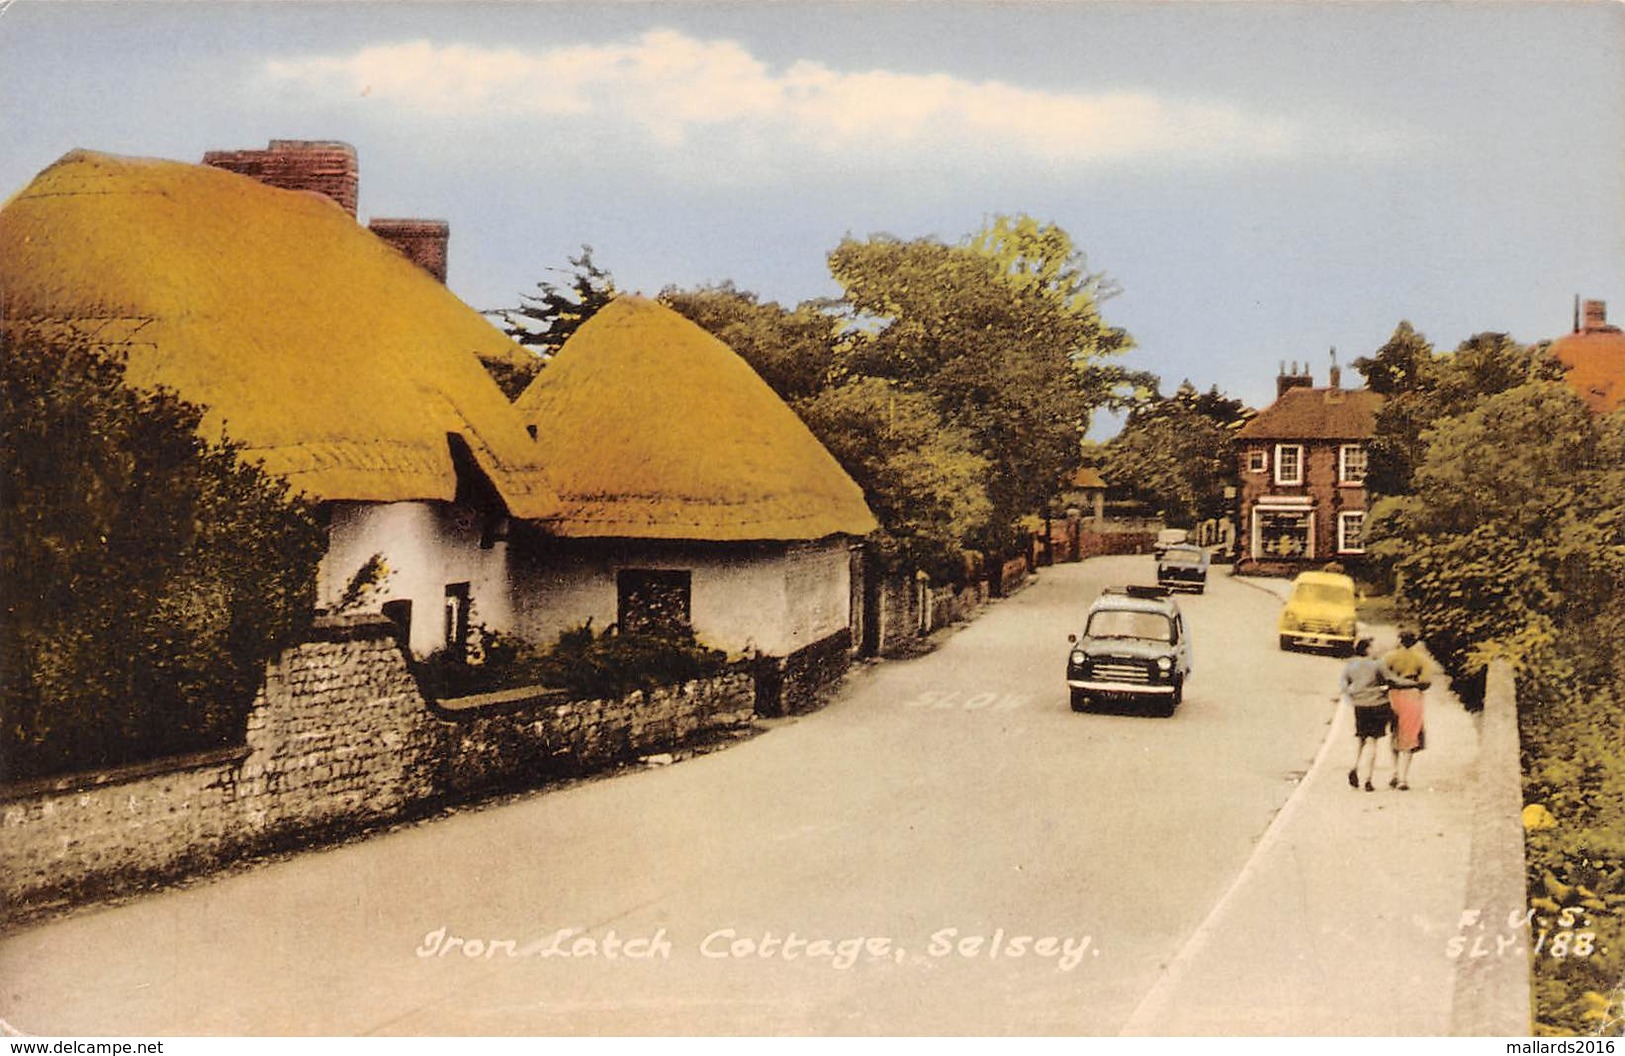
[[1163, 677, 1183, 716], [1279, 635, 1294, 652], [1070, 689, 1089, 712]]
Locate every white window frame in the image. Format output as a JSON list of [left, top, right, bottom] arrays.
[[1338, 511, 1366, 554], [1339, 443, 1368, 485], [1247, 449, 1267, 474], [1274, 444, 1304, 486]]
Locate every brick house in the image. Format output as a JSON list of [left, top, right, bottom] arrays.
[[1235, 361, 1382, 576]]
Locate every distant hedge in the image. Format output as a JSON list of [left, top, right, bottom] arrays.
[[1, 325, 324, 782]]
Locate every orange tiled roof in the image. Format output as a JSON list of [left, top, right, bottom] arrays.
[[1551, 327, 1625, 413]]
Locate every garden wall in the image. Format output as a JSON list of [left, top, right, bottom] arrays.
[[1, 614, 756, 924]]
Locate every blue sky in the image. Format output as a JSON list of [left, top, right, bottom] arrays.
[[3, 1, 1622, 425]]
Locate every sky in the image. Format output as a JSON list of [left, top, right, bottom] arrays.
[[2, 0, 1622, 427]]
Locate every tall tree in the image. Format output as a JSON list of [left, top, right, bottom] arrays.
[[1370, 382, 1623, 698], [827, 216, 1130, 556], [489, 245, 619, 397], [1101, 380, 1248, 526], [1356, 325, 1564, 497]]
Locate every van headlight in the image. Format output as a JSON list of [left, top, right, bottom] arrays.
[[1157, 657, 1173, 672], [1070, 651, 1086, 666]]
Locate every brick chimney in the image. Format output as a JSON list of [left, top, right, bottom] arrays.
[[369, 219, 450, 283], [1277, 360, 1313, 398], [1328, 346, 1342, 390], [1581, 299, 1610, 332], [202, 140, 359, 217]]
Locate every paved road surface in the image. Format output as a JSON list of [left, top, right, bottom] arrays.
[[0, 555, 1352, 1035]]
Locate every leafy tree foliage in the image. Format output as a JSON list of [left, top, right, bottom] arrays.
[[826, 216, 1129, 555], [1, 325, 325, 781], [794, 378, 992, 578], [1356, 323, 1565, 497], [1101, 381, 1249, 526], [1369, 380, 1623, 693], [489, 244, 618, 397]]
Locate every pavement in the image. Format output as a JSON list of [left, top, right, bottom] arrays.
[[1119, 574, 1482, 1035]]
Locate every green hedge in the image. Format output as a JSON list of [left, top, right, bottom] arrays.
[[1, 326, 323, 782]]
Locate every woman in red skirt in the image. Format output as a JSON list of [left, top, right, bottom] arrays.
[[1383, 631, 1434, 790]]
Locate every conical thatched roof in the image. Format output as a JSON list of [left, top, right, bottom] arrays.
[[0, 149, 556, 517], [515, 296, 878, 541]]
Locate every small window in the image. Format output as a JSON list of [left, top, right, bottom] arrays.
[[1247, 449, 1267, 474], [444, 582, 471, 658], [1339, 443, 1368, 485], [1338, 511, 1366, 554], [1274, 444, 1304, 486], [617, 569, 692, 637]]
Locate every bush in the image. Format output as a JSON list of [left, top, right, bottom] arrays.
[[1, 325, 324, 781], [533, 623, 729, 700], [410, 621, 731, 703]]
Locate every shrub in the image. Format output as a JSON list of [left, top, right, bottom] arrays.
[[533, 623, 729, 700], [1, 325, 324, 781], [409, 621, 731, 703]]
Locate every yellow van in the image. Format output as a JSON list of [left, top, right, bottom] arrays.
[[1278, 570, 1358, 654]]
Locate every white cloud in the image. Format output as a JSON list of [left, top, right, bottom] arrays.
[[264, 30, 1371, 168]]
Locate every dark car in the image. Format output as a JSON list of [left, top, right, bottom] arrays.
[[1156, 543, 1209, 593], [1066, 586, 1193, 716]]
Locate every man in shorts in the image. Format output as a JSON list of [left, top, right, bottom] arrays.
[[1340, 637, 1392, 792]]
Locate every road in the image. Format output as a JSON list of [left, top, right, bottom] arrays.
[[0, 555, 1353, 1035]]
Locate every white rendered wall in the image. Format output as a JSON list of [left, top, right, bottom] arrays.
[[318, 501, 514, 657], [512, 538, 854, 658]]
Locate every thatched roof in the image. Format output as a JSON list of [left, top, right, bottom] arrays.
[[0, 149, 556, 518], [515, 296, 878, 541]]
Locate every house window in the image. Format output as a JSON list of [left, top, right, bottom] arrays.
[[1247, 449, 1267, 474], [1338, 512, 1366, 554], [444, 582, 471, 659], [617, 569, 692, 637], [381, 599, 413, 646], [1255, 508, 1313, 559], [1274, 444, 1304, 486], [1339, 444, 1368, 485]]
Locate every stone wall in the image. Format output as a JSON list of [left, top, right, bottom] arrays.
[[753, 629, 853, 717], [1, 615, 756, 924]]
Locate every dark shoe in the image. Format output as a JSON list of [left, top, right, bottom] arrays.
[[1348, 769, 1359, 788], [1389, 775, 1399, 789], [1364, 781, 1375, 792], [1397, 782, 1410, 791]]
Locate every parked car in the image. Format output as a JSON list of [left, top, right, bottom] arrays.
[[1156, 543, 1209, 593], [1277, 570, 1359, 655], [1066, 585, 1192, 716], [1152, 527, 1189, 558]]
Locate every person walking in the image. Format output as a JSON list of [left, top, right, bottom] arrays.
[[1340, 637, 1392, 792], [1382, 631, 1434, 790]]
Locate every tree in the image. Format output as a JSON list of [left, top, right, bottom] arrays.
[[794, 378, 992, 578], [1369, 382, 1623, 696], [1, 324, 325, 781], [489, 245, 619, 397], [826, 216, 1130, 556], [1101, 380, 1248, 526], [1356, 324, 1564, 497]]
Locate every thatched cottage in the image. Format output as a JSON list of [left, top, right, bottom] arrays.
[[0, 146, 556, 658], [512, 297, 878, 701]]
